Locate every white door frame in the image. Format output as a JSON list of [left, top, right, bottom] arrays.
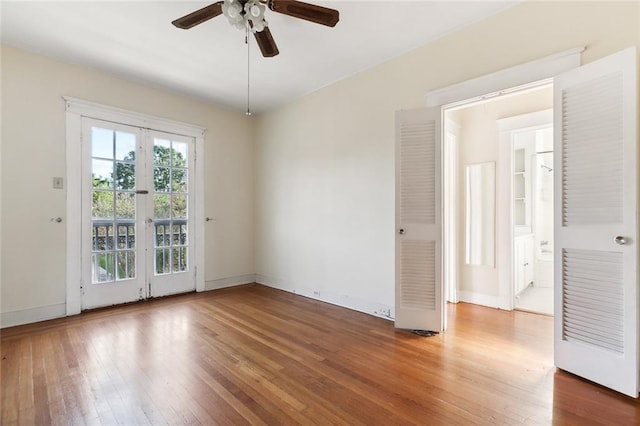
[[432, 48, 582, 316], [65, 97, 206, 315], [443, 118, 460, 305], [425, 47, 584, 108]]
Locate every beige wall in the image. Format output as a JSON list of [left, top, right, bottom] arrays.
[[455, 87, 553, 300], [254, 1, 640, 316], [1, 1, 639, 325], [1, 46, 254, 324]]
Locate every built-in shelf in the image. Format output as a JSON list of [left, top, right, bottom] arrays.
[[513, 146, 531, 230]]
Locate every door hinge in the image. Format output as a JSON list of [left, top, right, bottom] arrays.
[[149, 282, 152, 298]]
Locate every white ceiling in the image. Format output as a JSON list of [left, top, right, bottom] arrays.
[[1, 1, 519, 114]]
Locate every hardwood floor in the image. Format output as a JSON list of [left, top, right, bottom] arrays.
[[2, 284, 639, 425]]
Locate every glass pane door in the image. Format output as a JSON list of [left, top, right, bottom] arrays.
[[82, 119, 146, 309], [147, 131, 196, 297], [82, 122, 196, 309]]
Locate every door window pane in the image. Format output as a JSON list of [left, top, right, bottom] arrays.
[[92, 160, 113, 188], [115, 132, 136, 161], [153, 167, 171, 192], [154, 194, 171, 219], [173, 247, 187, 272], [115, 162, 135, 190], [93, 224, 110, 251], [92, 252, 114, 283], [153, 139, 172, 165], [155, 248, 170, 274], [172, 223, 187, 245], [155, 224, 170, 247], [91, 128, 114, 159], [117, 224, 136, 249], [117, 251, 135, 280], [172, 141, 188, 166], [92, 191, 114, 219], [172, 195, 187, 219], [171, 168, 188, 192], [115, 192, 135, 219]]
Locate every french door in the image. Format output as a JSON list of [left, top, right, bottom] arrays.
[[81, 118, 196, 309]]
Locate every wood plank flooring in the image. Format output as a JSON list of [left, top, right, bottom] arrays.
[[2, 284, 639, 425]]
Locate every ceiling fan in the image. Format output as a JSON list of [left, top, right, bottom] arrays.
[[172, 0, 340, 58]]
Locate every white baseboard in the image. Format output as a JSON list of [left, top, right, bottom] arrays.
[[1, 275, 391, 328], [204, 274, 256, 291], [458, 291, 501, 309], [1, 303, 66, 329], [255, 274, 394, 321]]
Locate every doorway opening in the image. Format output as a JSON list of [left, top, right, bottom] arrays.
[[396, 46, 637, 397], [443, 82, 554, 317]]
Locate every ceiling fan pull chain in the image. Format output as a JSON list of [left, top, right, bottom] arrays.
[[245, 23, 252, 116]]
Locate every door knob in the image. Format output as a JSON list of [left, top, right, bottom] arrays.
[[615, 236, 627, 245], [399, 229, 405, 235]]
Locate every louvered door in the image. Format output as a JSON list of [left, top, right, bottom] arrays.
[[395, 107, 443, 331], [554, 47, 638, 397]]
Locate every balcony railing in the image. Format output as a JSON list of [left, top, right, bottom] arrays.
[[92, 219, 187, 250], [92, 218, 188, 282]]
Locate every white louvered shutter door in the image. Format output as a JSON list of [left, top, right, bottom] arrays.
[[395, 108, 443, 331], [554, 47, 638, 397]]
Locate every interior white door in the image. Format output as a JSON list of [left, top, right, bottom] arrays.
[[554, 47, 638, 397], [82, 118, 147, 309], [395, 107, 443, 331]]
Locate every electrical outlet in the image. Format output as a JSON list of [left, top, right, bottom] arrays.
[[378, 308, 391, 317], [52, 177, 64, 189], [313, 290, 320, 297]]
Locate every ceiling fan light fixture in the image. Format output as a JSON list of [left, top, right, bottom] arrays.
[[245, 0, 267, 33], [173, 0, 339, 58], [222, 0, 243, 24], [221, 0, 268, 33], [248, 3, 264, 18], [228, 5, 239, 18]]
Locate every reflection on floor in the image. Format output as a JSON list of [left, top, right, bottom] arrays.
[[515, 285, 553, 316]]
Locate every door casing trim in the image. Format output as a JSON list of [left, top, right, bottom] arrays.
[[64, 97, 206, 315]]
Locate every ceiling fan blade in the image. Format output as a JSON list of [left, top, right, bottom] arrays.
[[254, 27, 280, 57], [172, 1, 224, 29], [270, 0, 339, 27]]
